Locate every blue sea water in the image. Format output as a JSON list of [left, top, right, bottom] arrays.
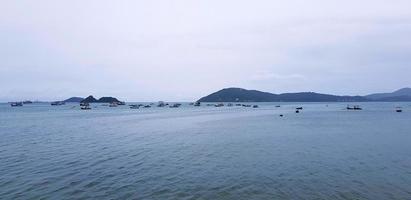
[[1, 102, 411, 199]]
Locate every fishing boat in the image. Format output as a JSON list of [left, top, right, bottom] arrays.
[[10, 102, 23, 107], [396, 107, 403, 113]]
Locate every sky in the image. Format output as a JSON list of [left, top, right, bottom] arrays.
[[1, 0, 411, 102]]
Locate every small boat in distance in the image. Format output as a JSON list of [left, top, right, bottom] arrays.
[[275, 105, 281, 108], [117, 101, 126, 106], [346, 105, 362, 110], [80, 103, 91, 110], [10, 102, 23, 107], [170, 103, 182, 108], [129, 104, 140, 109], [253, 105, 259, 108], [109, 102, 118, 107], [215, 103, 224, 107], [396, 107, 403, 113], [296, 107, 303, 110], [157, 101, 166, 107], [51, 101, 65, 106], [143, 105, 151, 108], [194, 102, 201, 106]]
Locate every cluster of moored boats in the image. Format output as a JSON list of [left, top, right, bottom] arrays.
[[204, 103, 259, 108], [7, 101, 407, 113]]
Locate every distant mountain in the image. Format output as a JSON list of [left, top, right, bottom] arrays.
[[81, 95, 98, 103], [80, 95, 122, 103], [98, 97, 120, 103], [366, 88, 411, 101], [198, 88, 367, 102], [64, 97, 84, 103]]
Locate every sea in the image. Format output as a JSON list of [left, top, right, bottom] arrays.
[[1, 102, 411, 200]]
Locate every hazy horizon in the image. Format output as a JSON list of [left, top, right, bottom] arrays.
[[1, 0, 411, 102]]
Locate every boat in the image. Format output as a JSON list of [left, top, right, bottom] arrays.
[[279, 114, 284, 117], [296, 107, 303, 110], [117, 101, 126, 106], [215, 103, 224, 107], [80, 103, 91, 110], [242, 104, 251, 107], [10, 102, 23, 107], [51, 101, 65, 106], [235, 104, 242, 106], [346, 105, 362, 110], [109, 102, 118, 107], [275, 105, 281, 108], [157, 101, 166, 107], [253, 105, 259, 108], [143, 105, 151, 108], [296, 110, 300, 113], [129, 104, 140, 109], [23, 101, 33, 104], [396, 107, 403, 113], [170, 103, 182, 108], [194, 102, 201, 106], [227, 103, 233, 107]]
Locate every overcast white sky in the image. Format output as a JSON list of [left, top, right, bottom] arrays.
[[1, 0, 410, 101]]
